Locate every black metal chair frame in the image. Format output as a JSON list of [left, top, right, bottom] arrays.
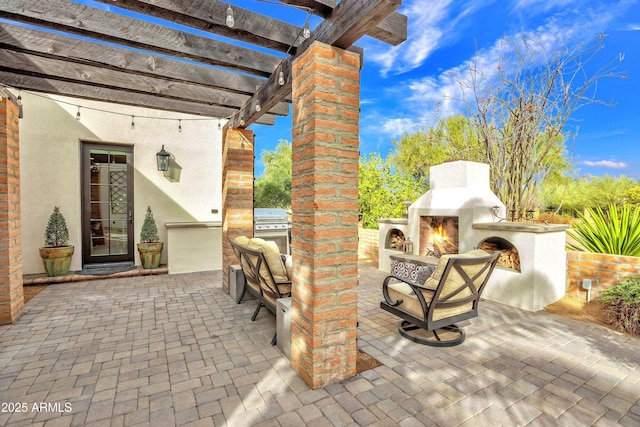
[[380, 252, 500, 347], [230, 239, 291, 345]]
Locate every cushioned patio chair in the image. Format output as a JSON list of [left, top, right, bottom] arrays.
[[230, 237, 292, 345], [380, 250, 500, 346]]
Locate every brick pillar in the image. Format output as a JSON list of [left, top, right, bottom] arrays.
[[221, 128, 254, 294], [290, 42, 360, 388], [0, 93, 23, 325]]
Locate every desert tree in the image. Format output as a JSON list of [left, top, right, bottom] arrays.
[[456, 33, 625, 219]]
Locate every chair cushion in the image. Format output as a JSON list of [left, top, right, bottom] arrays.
[[248, 238, 289, 281], [387, 282, 433, 319], [423, 249, 489, 289], [234, 235, 251, 246]]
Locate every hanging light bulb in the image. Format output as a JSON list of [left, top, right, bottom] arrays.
[[76, 106, 81, 120], [178, 119, 182, 132], [226, 4, 235, 28], [278, 70, 285, 86], [255, 99, 261, 112], [16, 90, 22, 106], [218, 120, 221, 130], [130, 115, 135, 129], [239, 118, 245, 126], [302, 22, 311, 39]]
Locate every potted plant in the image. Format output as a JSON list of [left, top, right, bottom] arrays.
[[137, 206, 163, 269], [39, 207, 74, 276]]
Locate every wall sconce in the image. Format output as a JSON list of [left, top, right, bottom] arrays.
[[156, 145, 171, 171]]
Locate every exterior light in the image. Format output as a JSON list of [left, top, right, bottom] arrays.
[[226, 5, 235, 28], [156, 145, 171, 171]]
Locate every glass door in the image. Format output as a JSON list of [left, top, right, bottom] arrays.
[[81, 143, 134, 266]]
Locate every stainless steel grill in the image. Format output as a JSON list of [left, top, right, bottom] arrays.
[[254, 208, 290, 254]]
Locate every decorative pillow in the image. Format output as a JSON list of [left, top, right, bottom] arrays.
[[248, 238, 288, 279]]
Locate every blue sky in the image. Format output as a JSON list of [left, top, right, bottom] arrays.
[[253, 0, 640, 177]]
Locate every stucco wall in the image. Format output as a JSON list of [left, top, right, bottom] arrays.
[[19, 92, 223, 274]]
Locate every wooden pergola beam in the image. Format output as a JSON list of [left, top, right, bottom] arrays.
[[0, 71, 276, 124], [94, 0, 304, 54], [0, 0, 282, 77], [279, 0, 407, 46], [229, 0, 402, 128]]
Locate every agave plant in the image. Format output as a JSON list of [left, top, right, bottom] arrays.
[[567, 204, 640, 256]]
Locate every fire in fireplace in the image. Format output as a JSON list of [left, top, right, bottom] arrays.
[[419, 216, 459, 257]]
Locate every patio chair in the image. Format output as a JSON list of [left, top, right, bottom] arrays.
[[230, 237, 292, 345], [380, 249, 500, 346]]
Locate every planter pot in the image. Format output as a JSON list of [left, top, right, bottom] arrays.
[[137, 242, 164, 269], [39, 246, 75, 277]]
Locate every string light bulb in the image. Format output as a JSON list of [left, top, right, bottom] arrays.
[[218, 120, 221, 130], [178, 119, 182, 132], [17, 90, 22, 106], [76, 106, 81, 120], [255, 99, 261, 112], [130, 115, 135, 129], [226, 3, 235, 28], [239, 118, 245, 126], [303, 22, 311, 39], [278, 70, 285, 86]]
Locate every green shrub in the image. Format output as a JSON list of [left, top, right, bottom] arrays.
[[567, 204, 640, 256], [44, 206, 70, 247], [601, 276, 640, 335], [140, 206, 159, 243]]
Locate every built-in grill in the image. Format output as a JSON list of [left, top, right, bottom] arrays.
[[254, 208, 290, 254]]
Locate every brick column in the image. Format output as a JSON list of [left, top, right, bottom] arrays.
[[0, 92, 23, 325], [221, 128, 254, 294], [290, 42, 361, 388]]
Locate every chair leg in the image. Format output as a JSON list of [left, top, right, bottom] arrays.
[[251, 302, 263, 321], [398, 320, 465, 347], [236, 286, 246, 304], [271, 333, 277, 346]]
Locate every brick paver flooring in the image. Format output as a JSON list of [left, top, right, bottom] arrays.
[[1, 266, 639, 426]]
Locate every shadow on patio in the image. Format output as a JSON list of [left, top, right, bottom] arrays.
[[1, 265, 639, 426]]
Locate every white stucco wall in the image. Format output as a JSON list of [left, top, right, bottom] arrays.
[[19, 92, 224, 274]]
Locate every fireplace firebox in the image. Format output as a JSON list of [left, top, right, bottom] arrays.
[[419, 216, 459, 257]]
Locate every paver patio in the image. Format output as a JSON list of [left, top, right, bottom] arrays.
[[1, 265, 639, 426]]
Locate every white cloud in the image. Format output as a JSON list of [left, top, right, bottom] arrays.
[[390, 1, 627, 119], [364, 0, 494, 76], [582, 160, 628, 168]]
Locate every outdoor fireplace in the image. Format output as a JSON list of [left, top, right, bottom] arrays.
[[379, 160, 569, 311]]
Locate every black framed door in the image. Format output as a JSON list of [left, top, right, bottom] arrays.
[[81, 143, 134, 266]]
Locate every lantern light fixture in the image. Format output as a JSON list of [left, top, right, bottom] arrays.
[[156, 145, 171, 171]]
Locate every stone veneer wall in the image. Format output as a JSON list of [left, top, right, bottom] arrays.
[[221, 128, 254, 295], [290, 42, 360, 388], [0, 93, 23, 324], [566, 251, 640, 299]]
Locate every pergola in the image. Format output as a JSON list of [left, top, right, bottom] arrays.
[[0, 0, 407, 388]]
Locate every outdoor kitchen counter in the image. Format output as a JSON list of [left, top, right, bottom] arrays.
[[165, 221, 222, 274]]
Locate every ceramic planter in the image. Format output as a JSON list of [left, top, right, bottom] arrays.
[[137, 242, 163, 269], [39, 246, 75, 277]]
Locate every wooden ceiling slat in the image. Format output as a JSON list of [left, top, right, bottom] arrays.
[[0, 0, 282, 77], [94, 0, 304, 54], [0, 70, 276, 124]]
